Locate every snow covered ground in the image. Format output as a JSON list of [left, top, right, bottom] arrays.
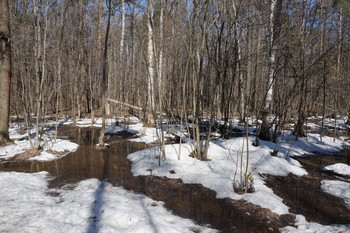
[[1, 116, 162, 161], [323, 163, 350, 176], [60, 116, 140, 128], [321, 180, 350, 209], [127, 134, 349, 213], [0, 124, 78, 161], [126, 125, 350, 232], [2, 116, 350, 232], [280, 215, 350, 233], [0, 171, 217, 233]]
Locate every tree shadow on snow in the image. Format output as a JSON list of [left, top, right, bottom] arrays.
[[86, 179, 106, 233], [140, 196, 159, 233]]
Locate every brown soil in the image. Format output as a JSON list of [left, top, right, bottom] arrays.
[[12, 149, 41, 161], [0, 139, 14, 147], [140, 176, 295, 233]]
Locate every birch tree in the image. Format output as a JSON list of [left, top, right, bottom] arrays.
[[259, 0, 283, 141], [33, 0, 49, 150], [146, 0, 155, 124], [232, 0, 245, 122]]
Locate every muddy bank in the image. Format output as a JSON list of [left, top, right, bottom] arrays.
[[0, 126, 297, 232], [265, 148, 350, 225], [137, 176, 294, 233]]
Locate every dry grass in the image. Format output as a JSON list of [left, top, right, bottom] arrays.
[[0, 138, 14, 147], [12, 149, 41, 161]]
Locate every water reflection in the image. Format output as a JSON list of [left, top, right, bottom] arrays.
[[266, 148, 350, 225], [0, 127, 144, 187]]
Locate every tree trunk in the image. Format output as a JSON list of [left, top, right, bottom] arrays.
[[33, 0, 49, 150], [157, 1, 166, 162], [0, 0, 11, 141], [146, 0, 155, 124], [259, 0, 283, 141], [98, 0, 112, 147], [232, 1, 245, 123], [293, 0, 307, 138]]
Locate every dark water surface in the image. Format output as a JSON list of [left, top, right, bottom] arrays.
[[266, 148, 350, 225], [0, 127, 293, 233]]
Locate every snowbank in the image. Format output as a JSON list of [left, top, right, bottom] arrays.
[[321, 180, 350, 209], [128, 134, 349, 216], [128, 137, 306, 216], [128, 123, 161, 144], [0, 171, 217, 233], [323, 163, 350, 176], [62, 117, 141, 128], [0, 125, 78, 162], [280, 215, 350, 233]]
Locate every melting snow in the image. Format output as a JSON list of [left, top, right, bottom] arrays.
[[0, 171, 217, 233], [321, 180, 350, 209], [323, 163, 350, 176]]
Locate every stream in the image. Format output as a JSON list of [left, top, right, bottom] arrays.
[[1, 126, 349, 232]]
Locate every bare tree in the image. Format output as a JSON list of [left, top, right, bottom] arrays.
[[259, 0, 283, 141], [146, 0, 156, 124], [0, 0, 11, 142], [98, 0, 113, 147]]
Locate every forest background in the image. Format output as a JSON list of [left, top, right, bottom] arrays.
[[4, 0, 350, 146]]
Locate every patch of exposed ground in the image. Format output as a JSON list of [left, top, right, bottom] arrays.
[[12, 149, 41, 161], [0, 139, 14, 147], [138, 176, 295, 233]]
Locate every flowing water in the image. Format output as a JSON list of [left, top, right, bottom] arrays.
[[0, 126, 293, 233]]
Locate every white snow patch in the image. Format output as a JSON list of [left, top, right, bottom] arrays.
[[128, 132, 349, 216], [0, 125, 78, 161], [0, 140, 27, 159], [0, 171, 217, 233], [29, 151, 64, 161], [43, 139, 78, 153], [323, 163, 350, 176], [128, 137, 309, 215], [280, 215, 350, 233], [321, 180, 350, 209]]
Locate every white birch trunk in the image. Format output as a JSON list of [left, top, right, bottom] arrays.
[[232, 1, 245, 122], [147, 0, 155, 122], [265, 0, 277, 111], [259, 0, 282, 141], [120, 0, 125, 59], [158, 1, 165, 155]]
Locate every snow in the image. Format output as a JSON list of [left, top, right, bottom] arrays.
[[280, 215, 350, 233], [323, 163, 350, 176], [63, 117, 167, 145], [0, 171, 217, 233], [2, 116, 350, 232], [128, 137, 307, 215], [28, 151, 63, 161], [0, 124, 79, 162], [275, 133, 346, 156], [128, 132, 349, 216], [0, 140, 27, 159], [61, 117, 141, 128], [128, 123, 160, 144], [321, 180, 350, 209]]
